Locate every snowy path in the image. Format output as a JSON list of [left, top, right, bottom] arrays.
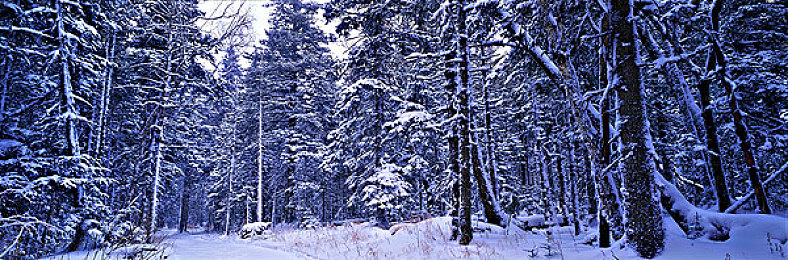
[[166, 233, 308, 260]]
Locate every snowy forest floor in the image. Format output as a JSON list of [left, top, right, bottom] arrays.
[[46, 216, 787, 260]]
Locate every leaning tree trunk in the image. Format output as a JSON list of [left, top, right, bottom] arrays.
[[471, 138, 504, 226], [692, 0, 745, 212], [697, 48, 733, 212], [469, 58, 505, 226], [708, 0, 771, 214], [610, 0, 664, 257], [637, 20, 710, 185]]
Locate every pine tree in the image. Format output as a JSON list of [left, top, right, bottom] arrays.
[[244, 0, 336, 225]]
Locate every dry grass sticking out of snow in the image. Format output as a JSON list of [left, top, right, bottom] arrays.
[[251, 215, 788, 260], [252, 217, 576, 260]]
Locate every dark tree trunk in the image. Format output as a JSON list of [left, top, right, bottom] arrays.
[[569, 140, 581, 236], [456, 0, 473, 245], [444, 27, 462, 243], [471, 140, 503, 226], [697, 51, 732, 212], [480, 46, 499, 199], [66, 187, 85, 252], [709, 0, 771, 214], [598, 93, 613, 248], [66, 222, 85, 252], [596, 11, 621, 247], [283, 160, 294, 223], [178, 176, 191, 233], [611, 0, 665, 257]]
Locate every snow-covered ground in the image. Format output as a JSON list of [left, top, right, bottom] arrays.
[[257, 216, 787, 260], [42, 231, 308, 260], [166, 232, 307, 260], [43, 216, 787, 260]]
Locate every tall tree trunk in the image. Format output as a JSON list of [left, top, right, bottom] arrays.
[[272, 188, 278, 226], [708, 0, 771, 214], [480, 46, 499, 199], [537, 116, 553, 219], [685, 12, 738, 213], [697, 55, 732, 212], [444, 21, 462, 242], [456, 0, 473, 245], [91, 32, 115, 158], [58, 0, 84, 251], [151, 16, 175, 237], [469, 47, 504, 226], [596, 11, 623, 247], [58, 1, 79, 158], [151, 119, 163, 234], [257, 93, 264, 222], [597, 91, 616, 247], [225, 138, 235, 236], [283, 154, 294, 223], [584, 155, 598, 216], [610, 0, 664, 257]]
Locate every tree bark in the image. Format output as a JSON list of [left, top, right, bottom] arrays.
[[709, 0, 770, 214], [257, 91, 264, 222], [611, 0, 665, 257], [697, 49, 733, 212], [178, 176, 191, 233], [480, 46, 499, 199], [444, 45, 462, 242], [596, 11, 623, 247], [471, 140, 504, 226], [456, 0, 473, 245]]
